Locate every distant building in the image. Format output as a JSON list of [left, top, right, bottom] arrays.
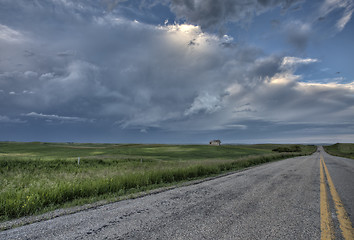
[[209, 140, 221, 146]]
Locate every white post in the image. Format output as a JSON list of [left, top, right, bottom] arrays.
[[78, 157, 80, 165], [140, 158, 142, 163]]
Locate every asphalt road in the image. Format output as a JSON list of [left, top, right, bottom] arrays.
[[1, 147, 353, 239]]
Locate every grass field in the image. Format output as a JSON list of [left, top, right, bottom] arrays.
[[0, 142, 316, 221], [324, 143, 354, 159]]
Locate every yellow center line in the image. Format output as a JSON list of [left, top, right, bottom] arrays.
[[321, 155, 354, 240], [320, 156, 335, 240]]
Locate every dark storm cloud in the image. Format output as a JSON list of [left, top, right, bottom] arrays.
[[284, 21, 311, 51], [0, 115, 26, 123], [0, 1, 244, 128], [169, 0, 303, 30], [1, 0, 354, 142]]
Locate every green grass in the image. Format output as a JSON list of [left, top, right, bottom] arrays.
[[0, 142, 316, 221], [324, 143, 354, 159]]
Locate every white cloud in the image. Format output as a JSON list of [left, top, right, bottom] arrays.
[[184, 92, 223, 116], [297, 81, 354, 90], [0, 24, 24, 42], [39, 73, 55, 80], [22, 90, 35, 94], [320, 0, 349, 17], [281, 56, 319, 68], [319, 0, 354, 32], [268, 72, 301, 85], [223, 124, 248, 130], [24, 112, 90, 122], [336, 8, 353, 31]]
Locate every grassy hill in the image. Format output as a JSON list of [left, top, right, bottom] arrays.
[[324, 143, 354, 159]]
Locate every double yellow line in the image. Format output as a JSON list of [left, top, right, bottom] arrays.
[[320, 155, 354, 240]]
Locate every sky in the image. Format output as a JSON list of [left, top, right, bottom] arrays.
[[0, 0, 353, 144]]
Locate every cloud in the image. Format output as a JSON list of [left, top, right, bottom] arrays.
[[56, 50, 76, 57], [0, 24, 24, 42], [336, 8, 353, 31], [1, 0, 353, 143], [1, 9, 353, 133], [39, 73, 55, 81], [24, 112, 90, 123], [24, 71, 38, 78], [284, 21, 312, 51], [0, 115, 26, 123], [281, 56, 319, 68], [273, 0, 353, 52], [319, 0, 354, 32], [223, 124, 248, 130], [101, 0, 129, 11], [169, 0, 303, 31], [184, 92, 223, 116], [182, 54, 353, 131], [0, 13, 270, 129]]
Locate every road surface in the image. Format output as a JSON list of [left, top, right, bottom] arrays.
[[1, 147, 353, 239]]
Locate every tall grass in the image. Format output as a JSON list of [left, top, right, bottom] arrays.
[[0, 142, 316, 221], [0, 153, 308, 220]]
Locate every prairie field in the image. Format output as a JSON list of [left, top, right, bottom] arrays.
[[324, 143, 354, 159], [0, 142, 316, 221]]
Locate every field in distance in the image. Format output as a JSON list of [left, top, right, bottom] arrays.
[[324, 143, 354, 159], [0, 142, 316, 222]]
